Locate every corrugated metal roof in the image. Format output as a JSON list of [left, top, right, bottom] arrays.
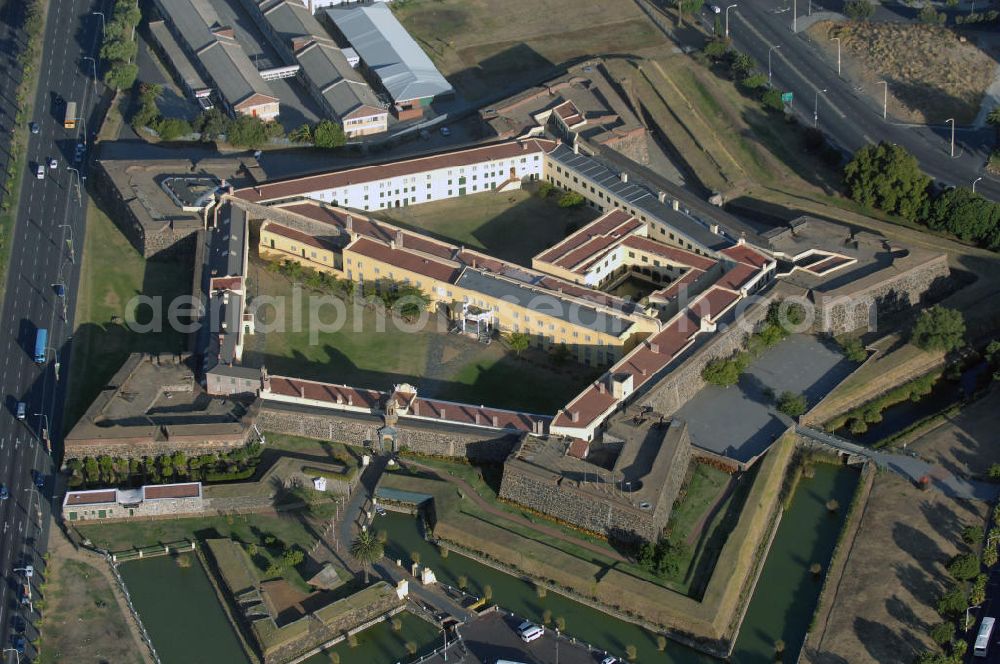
[[295, 40, 384, 119], [327, 4, 452, 103], [547, 144, 730, 251]]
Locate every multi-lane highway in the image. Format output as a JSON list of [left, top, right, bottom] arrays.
[[717, 0, 1000, 201], [0, 0, 103, 660]]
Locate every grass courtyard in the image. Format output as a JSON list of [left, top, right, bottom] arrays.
[[372, 186, 598, 266], [64, 202, 190, 430], [244, 262, 599, 414], [392, 0, 667, 101]]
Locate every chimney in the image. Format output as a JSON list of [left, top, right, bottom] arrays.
[[347, 395, 353, 405], [390, 238, 396, 250], [440, 407, 447, 419], [649, 341, 659, 353], [413, 401, 419, 415], [573, 141, 579, 155], [710, 223, 720, 235], [492, 415, 499, 427], [475, 411, 482, 425], [620, 172, 628, 184], [396, 230, 404, 247], [738, 233, 746, 246], [598, 381, 606, 394], [522, 142, 528, 151], [672, 200, 680, 212], [346, 215, 353, 232], [336, 394, 343, 404], [657, 191, 666, 203], [570, 410, 579, 423]]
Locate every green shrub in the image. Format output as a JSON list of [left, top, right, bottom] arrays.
[[557, 191, 585, 208], [776, 391, 808, 417], [930, 621, 955, 645], [947, 552, 980, 581]]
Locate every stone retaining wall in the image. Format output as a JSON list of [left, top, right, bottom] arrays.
[[258, 406, 520, 462]]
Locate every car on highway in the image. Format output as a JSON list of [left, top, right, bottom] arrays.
[[28, 122, 39, 134], [48, 157, 57, 169], [53, 283, 65, 297], [439, 126, 451, 136], [16, 402, 25, 420], [0, 485, 8, 500], [18, 582, 29, 605], [10, 616, 25, 634], [9, 634, 25, 654], [601, 657, 619, 664], [710, 4, 721, 12], [35, 164, 44, 180], [32, 470, 44, 488]]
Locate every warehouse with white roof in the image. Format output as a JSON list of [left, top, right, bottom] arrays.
[[327, 3, 454, 119]]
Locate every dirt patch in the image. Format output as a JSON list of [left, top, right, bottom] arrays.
[[41, 533, 146, 664], [909, 387, 1000, 478], [809, 21, 996, 124], [803, 474, 988, 664]]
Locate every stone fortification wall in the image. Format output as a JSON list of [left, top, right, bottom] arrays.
[[819, 254, 950, 335], [498, 466, 665, 541], [64, 434, 252, 460], [640, 295, 776, 417], [257, 406, 520, 462]]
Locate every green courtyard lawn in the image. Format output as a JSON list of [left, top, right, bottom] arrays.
[[372, 186, 598, 266], [244, 263, 597, 414], [64, 202, 191, 430]]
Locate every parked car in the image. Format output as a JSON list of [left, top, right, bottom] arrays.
[[375, 505, 387, 517], [710, 4, 721, 13], [602, 657, 619, 664], [32, 470, 44, 488], [53, 283, 65, 297], [16, 402, 25, 420], [517, 621, 544, 643]]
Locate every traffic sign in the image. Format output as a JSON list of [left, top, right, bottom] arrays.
[[781, 92, 794, 103]]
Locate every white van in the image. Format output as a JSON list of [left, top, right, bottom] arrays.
[[35, 164, 44, 180], [517, 621, 544, 643]]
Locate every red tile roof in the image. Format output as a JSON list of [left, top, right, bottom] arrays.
[[211, 276, 243, 291], [689, 287, 741, 321], [721, 243, 771, 269], [567, 438, 590, 459], [716, 263, 758, 291], [536, 209, 637, 266], [65, 490, 117, 506], [346, 237, 461, 283], [268, 376, 384, 409], [144, 483, 201, 500], [649, 268, 703, 302], [410, 397, 549, 433], [236, 138, 556, 203], [264, 222, 339, 252], [619, 235, 717, 271]]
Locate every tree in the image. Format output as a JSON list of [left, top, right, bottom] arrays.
[[948, 553, 981, 581], [936, 584, 967, 616], [100, 38, 137, 63], [740, 73, 768, 90], [761, 88, 784, 112], [155, 118, 193, 141], [555, 616, 566, 631], [924, 187, 1000, 244], [626, 644, 638, 661], [194, 108, 230, 142], [962, 525, 985, 545], [506, 332, 530, 356], [227, 115, 284, 148], [774, 639, 786, 657], [104, 63, 138, 90], [703, 38, 729, 59], [929, 621, 955, 645], [289, 123, 312, 144], [776, 391, 808, 417], [911, 306, 965, 353], [809, 562, 823, 577], [391, 617, 402, 631], [671, 0, 704, 25], [557, 191, 585, 208], [313, 120, 346, 149], [917, 5, 943, 24], [840, 337, 867, 362], [457, 575, 468, 590], [542, 608, 552, 625], [405, 642, 417, 655], [350, 531, 384, 584], [657, 635, 668, 652], [843, 142, 931, 221], [702, 355, 744, 386], [731, 52, 756, 79], [988, 106, 1000, 144], [826, 499, 840, 513], [844, 0, 875, 20]]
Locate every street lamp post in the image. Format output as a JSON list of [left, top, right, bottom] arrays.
[[877, 81, 888, 120], [66, 167, 83, 206], [813, 88, 827, 128], [725, 4, 737, 38], [768, 44, 781, 85], [793, 0, 797, 33], [33, 413, 49, 446], [946, 118, 955, 157], [966, 604, 982, 631], [973, 177, 983, 193], [830, 37, 841, 76], [92, 11, 105, 38]]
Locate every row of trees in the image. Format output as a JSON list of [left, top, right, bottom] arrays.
[[702, 39, 784, 113], [133, 83, 194, 141], [192, 108, 285, 149], [844, 142, 1000, 251], [65, 440, 263, 488], [917, 511, 1000, 663], [101, 0, 141, 90], [288, 121, 348, 149]]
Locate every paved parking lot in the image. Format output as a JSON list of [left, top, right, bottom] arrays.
[[676, 334, 855, 463], [422, 611, 620, 664]]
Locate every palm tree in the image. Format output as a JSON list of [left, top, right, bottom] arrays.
[[350, 530, 384, 584]]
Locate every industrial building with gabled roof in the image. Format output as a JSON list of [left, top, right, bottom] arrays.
[[327, 3, 453, 119], [151, 0, 280, 120]]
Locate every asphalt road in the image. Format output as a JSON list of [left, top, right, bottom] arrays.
[[713, 0, 1000, 201], [0, 0, 104, 659]]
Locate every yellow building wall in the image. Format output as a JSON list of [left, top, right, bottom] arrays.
[[259, 224, 343, 275]]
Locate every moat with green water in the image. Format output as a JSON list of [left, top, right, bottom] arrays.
[[118, 463, 858, 663]]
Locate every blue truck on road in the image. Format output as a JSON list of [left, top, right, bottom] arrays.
[[34, 328, 47, 364]]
